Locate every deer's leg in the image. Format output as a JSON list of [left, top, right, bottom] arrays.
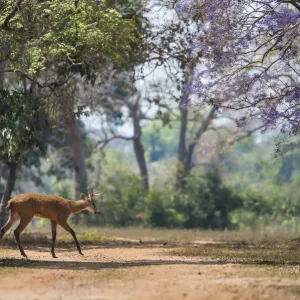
[[14, 216, 32, 258], [0, 211, 20, 240], [58, 220, 83, 255], [51, 220, 58, 258]]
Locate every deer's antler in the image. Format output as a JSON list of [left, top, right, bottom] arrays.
[[87, 185, 101, 198]]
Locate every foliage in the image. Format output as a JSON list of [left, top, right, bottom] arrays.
[[100, 165, 147, 226], [177, 168, 242, 229], [0, 0, 143, 82], [145, 186, 186, 227], [175, 0, 300, 141], [222, 137, 300, 229], [2, 0, 300, 232], [51, 178, 74, 199], [0, 89, 46, 163], [142, 122, 178, 162], [90, 137, 300, 230], [92, 162, 243, 229]]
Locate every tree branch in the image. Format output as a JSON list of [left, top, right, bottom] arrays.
[[1, 0, 25, 32], [96, 135, 134, 150]]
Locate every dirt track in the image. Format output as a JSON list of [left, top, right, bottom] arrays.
[[1, 245, 300, 300]]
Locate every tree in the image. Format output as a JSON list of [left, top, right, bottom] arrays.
[[0, 89, 46, 226], [0, 0, 146, 205], [65, 105, 87, 199], [0, 0, 144, 121], [91, 70, 150, 191], [0, 0, 142, 95], [175, 0, 300, 150], [141, 1, 259, 190]]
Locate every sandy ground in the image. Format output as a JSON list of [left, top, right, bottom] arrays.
[[0, 245, 300, 300]]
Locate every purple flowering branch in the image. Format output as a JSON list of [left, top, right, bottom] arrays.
[[173, 0, 300, 138]]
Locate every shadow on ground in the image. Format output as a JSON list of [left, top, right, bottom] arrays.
[[2, 233, 300, 270], [0, 232, 188, 249], [1, 249, 300, 270]]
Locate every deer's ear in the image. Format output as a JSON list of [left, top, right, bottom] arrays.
[[80, 193, 87, 200]]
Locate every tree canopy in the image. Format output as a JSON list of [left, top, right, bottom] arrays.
[[175, 0, 300, 139], [0, 0, 142, 84]]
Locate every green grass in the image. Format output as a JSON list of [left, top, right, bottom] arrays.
[[90, 226, 300, 244], [0, 229, 111, 247], [44, 225, 300, 243], [59, 229, 111, 243], [22, 226, 221, 243], [2, 225, 300, 248]]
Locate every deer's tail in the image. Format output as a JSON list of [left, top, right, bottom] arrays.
[[6, 200, 12, 210]]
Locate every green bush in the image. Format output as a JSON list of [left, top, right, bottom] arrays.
[[84, 160, 300, 230], [229, 187, 300, 231], [145, 187, 186, 227], [99, 169, 146, 226], [143, 168, 242, 229], [176, 169, 242, 229]]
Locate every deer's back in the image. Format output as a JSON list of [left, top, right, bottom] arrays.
[[9, 193, 71, 220]]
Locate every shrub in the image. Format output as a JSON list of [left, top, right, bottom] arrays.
[[99, 170, 146, 226], [177, 169, 242, 229], [145, 187, 186, 227]]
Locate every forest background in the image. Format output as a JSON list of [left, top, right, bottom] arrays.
[[0, 0, 300, 233]]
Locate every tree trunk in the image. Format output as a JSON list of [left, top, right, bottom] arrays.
[[0, 163, 17, 227], [177, 104, 188, 191], [0, 164, 6, 210], [176, 66, 217, 190], [0, 53, 5, 89], [176, 67, 194, 190], [66, 115, 87, 199], [184, 106, 217, 173], [178, 104, 188, 164], [131, 92, 149, 191], [0, 51, 6, 215]]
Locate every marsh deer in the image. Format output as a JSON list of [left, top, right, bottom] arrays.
[[0, 187, 101, 258]]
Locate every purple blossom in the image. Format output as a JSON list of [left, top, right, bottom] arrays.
[[176, 0, 300, 136]]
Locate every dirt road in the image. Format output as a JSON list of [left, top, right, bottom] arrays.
[[0, 245, 300, 300]]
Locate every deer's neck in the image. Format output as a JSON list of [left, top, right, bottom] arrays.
[[69, 200, 88, 214]]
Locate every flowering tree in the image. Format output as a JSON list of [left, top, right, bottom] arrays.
[[175, 0, 300, 148]]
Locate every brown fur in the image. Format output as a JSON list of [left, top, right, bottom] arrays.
[[0, 193, 100, 258]]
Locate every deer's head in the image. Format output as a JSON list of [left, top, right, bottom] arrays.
[[80, 187, 101, 215]]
